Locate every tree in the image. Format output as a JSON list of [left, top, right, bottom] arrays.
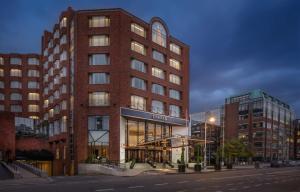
[[224, 139, 253, 164]]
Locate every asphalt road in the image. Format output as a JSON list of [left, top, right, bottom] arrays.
[[1, 167, 300, 192]]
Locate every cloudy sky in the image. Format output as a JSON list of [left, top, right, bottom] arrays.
[[0, 0, 299, 115]]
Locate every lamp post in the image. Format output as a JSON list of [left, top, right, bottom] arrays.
[[204, 116, 216, 170]]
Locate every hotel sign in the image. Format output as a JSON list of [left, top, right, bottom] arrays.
[[121, 107, 187, 126]]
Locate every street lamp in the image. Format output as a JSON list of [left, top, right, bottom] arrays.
[[204, 116, 216, 170]]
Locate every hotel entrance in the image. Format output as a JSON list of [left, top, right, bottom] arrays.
[[125, 119, 172, 163]]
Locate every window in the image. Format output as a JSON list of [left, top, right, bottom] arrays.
[[54, 45, 60, 54], [152, 84, 164, 96], [0, 105, 4, 111], [152, 50, 165, 63], [44, 100, 49, 108], [152, 22, 166, 47], [169, 89, 180, 100], [131, 41, 146, 55], [61, 100, 67, 110], [169, 74, 181, 85], [152, 100, 164, 114], [0, 69, 3, 77], [11, 105, 22, 112], [10, 93, 22, 100], [60, 67, 67, 77], [10, 69, 22, 77], [131, 77, 146, 90], [131, 59, 146, 73], [10, 81, 22, 88], [48, 54, 53, 62], [60, 17, 67, 28], [54, 60, 60, 69], [10, 58, 21, 65], [49, 109, 54, 117], [28, 104, 39, 112], [28, 93, 39, 100], [27, 69, 39, 77], [0, 81, 4, 88], [0, 93, 5, 100], [88, 116, 109, 130], [152, 67, 165, 79], [60, 84, 67, 94], [131, 95, 146, 111], [169, 105, 180, 117], [60, 51, 67, 61], [60, 35, 67, 45], [89, 16, 110, 27], [170, 43, 181, 55], [89, 35, 109, 46], [89, 92, 110, 106], [89, 73, 110, 84], [61, 116, 67, 132], [0, 57, 3, 65], [89, 54, 110, 65], [169, 58, 181, 70], [131, 23, 146, 37], [28, 58, 39, 65]]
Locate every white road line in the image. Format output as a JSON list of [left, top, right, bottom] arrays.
[[177, 181, 189, 184], [128, 186, 144, 189], [155, 183, 168, 186], [95, 189, 114, 192]]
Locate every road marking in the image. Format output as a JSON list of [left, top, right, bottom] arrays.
[[212, 173, 262, 180], [254, 184, 262, 187], [95, 189, 114, 192], [155, 183, 168, 186], [226, 183, 234, 186], [265, 182, 271, 185], [177, 181, 189, 184], [128, 186, 144, 189]]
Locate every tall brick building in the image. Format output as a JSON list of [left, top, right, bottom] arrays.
[[224, 90, 294, 161], [34, 7, 189, 175]]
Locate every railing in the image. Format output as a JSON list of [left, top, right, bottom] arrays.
[[14, 161, 48, 178], [0, 161, 21, 179]]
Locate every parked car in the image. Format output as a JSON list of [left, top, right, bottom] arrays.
[[270, 160, 283, 168]]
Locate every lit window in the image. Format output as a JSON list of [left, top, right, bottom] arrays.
[[61, 100, 67, 110], [152, 84, 164, 96], [27, 69, 39, 77], [169, 74, 181, 85], [89, 54, 110, 65], [10, 81, 22, 88], [170, 43, 181, 55], [61, 116, 67, 132], [28, 105, 39, 112], [169, 58, 181, 70], [49, 109, 54, 118], [152, 100, 164, 114], [88, 116, 109, 130], [152, 22, 166, 47], [60, 17, 67, 28], [10, 58, 21, 65], [152, 50, 165, 63], [131, 23, 146, 37], [89, 16, 110, 27], [131, 77, 146, 90], [28, 58, 39, 65], [169, 89, 180, 100], [11, 105, 22, 112], [89, 92, 110, 106], [131, 59, 146, 73], [131, 95, 146, 111], [28, 93, 40, 100], [0, 57, 3, 65], [169, 105, 180, 117], [0, 69, 3, 77], [0, 81, 4, 88], [131, 41, 146, 55], [89, 73, 110, 84], [0, 93, 5, 100], [10, 93, 22, 100], [44, 100, 49, 108], [89, 35, 109, 46], [10, 69, 22, 77], [29, 116, 39, 120], [152, 67, 165, 79]]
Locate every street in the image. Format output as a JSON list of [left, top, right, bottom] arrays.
[[0, 167, 300, 192]]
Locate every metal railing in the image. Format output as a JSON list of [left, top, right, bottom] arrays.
[[14, 161, 48, 178]]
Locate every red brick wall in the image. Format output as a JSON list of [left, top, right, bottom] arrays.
[[15, 137, 50, 151], [0, 112, 15, 160], [224, 103, 239, 140]]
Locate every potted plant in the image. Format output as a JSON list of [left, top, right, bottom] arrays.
[[194, 144, 202, 172], [178, 146, 186, 172]]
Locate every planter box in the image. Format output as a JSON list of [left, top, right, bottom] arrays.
[[194, 164, 201, 172], [178, 164, 186, 173], [188, 163, 196, 168]]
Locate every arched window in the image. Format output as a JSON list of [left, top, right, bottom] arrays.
[[152, 22, 166, 47]]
